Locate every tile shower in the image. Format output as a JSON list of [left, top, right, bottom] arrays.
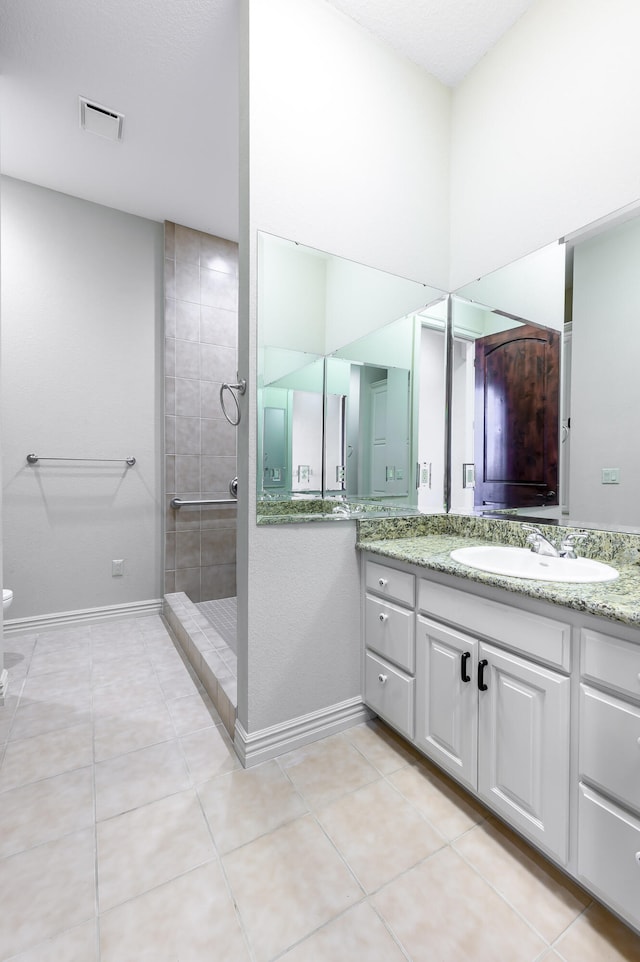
[[163, 222, 239, 735]]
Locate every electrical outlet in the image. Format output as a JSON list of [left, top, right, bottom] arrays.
[[112, 559, 124, 577]]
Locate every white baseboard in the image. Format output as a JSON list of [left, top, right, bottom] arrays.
[[3, 599, 163, 636], [234, 696, 372, 768]]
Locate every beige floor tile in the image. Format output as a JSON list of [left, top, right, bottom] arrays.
[[155, 663, 202, 699], [278, 733, 381, 809], [538, 952, 565, 961], [223, 813, 363, 962], [97, 788, 216, 911], [21, 664, 92, 698], [91, 636, 147, 662], [317, 778, 445, 893], [99, 860, 250, 962], [0, 722, 93, 792], [90, 651, 152, 688], [198, 759, 308, 854], [554, 902, 640, 961], [0, 766, 94, 858], [166, 690, 222, 734], [454, 818, 590, 943], [279, 901, 408, 962], [93, 700, 177, 762], [344, 719, 417, 774], [388, 758, 487, 840], [95, 738, 192, 820], [0, 828, 96, 959], [373, 846, 546, 962], [27, 646, 92, 677], [33, 628, 88, 650], [9, 693, 92, 741], [5, 920, 98, 961], [179, 724, 241, 783], [91, 676, 165, 720]]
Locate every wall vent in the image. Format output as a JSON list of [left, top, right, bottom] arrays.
[[79, 97, 124, 142]]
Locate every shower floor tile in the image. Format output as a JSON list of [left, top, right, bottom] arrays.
[[197, 596, 237, 652]]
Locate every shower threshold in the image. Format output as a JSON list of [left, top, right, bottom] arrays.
[[163, 592, 237, 739]]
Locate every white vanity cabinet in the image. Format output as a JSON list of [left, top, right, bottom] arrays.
[[577, 628, 640, 929], [415, 586, 570, 863], [361, 550, 640, 934]]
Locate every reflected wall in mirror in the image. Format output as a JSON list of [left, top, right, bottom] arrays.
[[450, 242, 566, 518], [257, 231, 447, 513], [568, 207, 640, 529]]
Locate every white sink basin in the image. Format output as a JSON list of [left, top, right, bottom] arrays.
[[450, 545, 619, 583]]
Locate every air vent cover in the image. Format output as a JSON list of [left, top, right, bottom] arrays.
[[79, 97, 124, 142]]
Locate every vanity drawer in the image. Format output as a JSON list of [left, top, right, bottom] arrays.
[[364, 650, 414, 740], [418, 579, 571, 671], [366, 561, 414, 607], [365, 595, 415, 673], [579, 684, 640, 812], [578, 783, 640, 930], [581, 628, 640, 701]]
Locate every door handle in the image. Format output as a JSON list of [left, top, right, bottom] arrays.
[[478, 658, 489, 691], [460, 651, 471, 683]]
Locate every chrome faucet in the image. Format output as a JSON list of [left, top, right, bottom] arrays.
[[523, 525, 588, 559], [523, 525, 560, 557], [558, 532, 588, 559]]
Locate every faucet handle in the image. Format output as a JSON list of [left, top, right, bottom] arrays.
[[559, 531, 588, 558]]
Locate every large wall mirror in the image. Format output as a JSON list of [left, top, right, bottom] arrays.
[[450, 241, 566, 517], [453, 201, 640, 533], [257, 231, 447, 516], [258, 205, 640, 532]]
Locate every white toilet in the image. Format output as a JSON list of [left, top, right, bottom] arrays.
[[3, 589, 13, 611]]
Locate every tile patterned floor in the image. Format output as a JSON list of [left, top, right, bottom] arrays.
[[198, 597, 237, 653], [1, 614, 640, 961]]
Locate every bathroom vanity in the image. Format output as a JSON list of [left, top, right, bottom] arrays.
[[358, 518, 640, 935]]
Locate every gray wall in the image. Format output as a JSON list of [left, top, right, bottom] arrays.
[[1, 177, 163, 619], [164, 222, 238, 601]]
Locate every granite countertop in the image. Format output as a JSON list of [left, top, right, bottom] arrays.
[[357, 521, 640, 628]]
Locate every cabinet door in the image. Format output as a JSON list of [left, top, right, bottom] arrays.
[[477, 643, 570, 863], [415, 616, 478, 791]]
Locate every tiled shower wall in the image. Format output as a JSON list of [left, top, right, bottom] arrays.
[[164, 222, 238, 602]]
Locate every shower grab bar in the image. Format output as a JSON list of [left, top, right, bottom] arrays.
[[27, 454, 136, 466], [170, 497, 237, 508]]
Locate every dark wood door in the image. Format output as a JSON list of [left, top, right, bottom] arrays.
[[474, 324, 559, 508]]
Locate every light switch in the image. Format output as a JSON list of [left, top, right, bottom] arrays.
[[601, 468, 621, 484]]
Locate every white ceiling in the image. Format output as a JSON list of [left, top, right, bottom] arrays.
[[0, 0, 535, 242]]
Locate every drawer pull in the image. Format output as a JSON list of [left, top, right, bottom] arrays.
[[378, 578, 388, 587], [478, 659, 489, 692], [378, 673, 388, 685], [636, 852, 640, 865], [461, 651, 471, 683], [379, 612, 388, 623]]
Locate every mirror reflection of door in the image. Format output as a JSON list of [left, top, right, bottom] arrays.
[[474, 324, 560, 508], [291, 391, 323, 491], [363, 368, 410, 497], [324, 393, 346, 492], [263, 407, 287, 488], [370, 379, 388, 495]]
